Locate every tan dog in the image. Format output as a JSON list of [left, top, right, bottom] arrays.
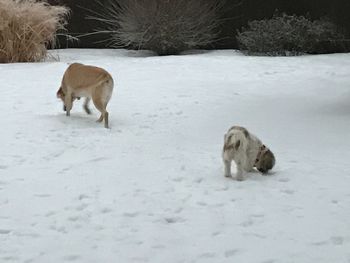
[[57, 63, 114, 128], [222, 126, 275, 181]]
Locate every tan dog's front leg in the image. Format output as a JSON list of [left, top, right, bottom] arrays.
[[65, 93, 73, 116], [83, 98, 92, 115]]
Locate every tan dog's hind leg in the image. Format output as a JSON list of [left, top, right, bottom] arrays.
[[97, 114, 104, 123], [104, 112, 109, 129], [92, 96, 109, 128]]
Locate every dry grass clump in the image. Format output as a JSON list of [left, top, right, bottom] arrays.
[[0, 0, 69, 63]]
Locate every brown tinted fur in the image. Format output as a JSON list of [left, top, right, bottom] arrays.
[[223, 134, 233, 151], [228, 126, 250, 138], [224, 126, 248, 151], [57, 63, 114, 128], [223, 126, 249, 151]]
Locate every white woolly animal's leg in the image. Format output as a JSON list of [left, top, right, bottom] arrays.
[[224, 159, 232, 177], [236, 162, 244, 181]]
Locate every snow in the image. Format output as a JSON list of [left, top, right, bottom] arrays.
[[0, 49, 350, 263]]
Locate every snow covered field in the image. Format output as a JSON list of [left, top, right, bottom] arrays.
[[1, 49, 350, 263]]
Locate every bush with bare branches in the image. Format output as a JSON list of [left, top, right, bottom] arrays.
[[89, 0, 225, 55], [0, 0, 69, 63], [237, 13, 346, 56]]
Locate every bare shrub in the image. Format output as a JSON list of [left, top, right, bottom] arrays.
[[237, 13, 345, 56], [88, 0, 225, 55], [0, 0, 69, 63]]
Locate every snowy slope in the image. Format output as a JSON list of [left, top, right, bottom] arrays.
[[0, 49, 350, 263]]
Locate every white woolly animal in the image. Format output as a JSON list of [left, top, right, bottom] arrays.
[[222, 126, 275, 181]]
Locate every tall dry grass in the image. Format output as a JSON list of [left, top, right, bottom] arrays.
[[0, 0, 69, 63]]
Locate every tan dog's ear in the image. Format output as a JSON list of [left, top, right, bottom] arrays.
[[56, 87, 64, 99]]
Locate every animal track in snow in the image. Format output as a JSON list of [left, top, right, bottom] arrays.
[[311, 240, 328, 246], [23, 258, 35, 263], [278, 178, 290, 183], [244, 232, 266, 239], [139, 125, 151, 129], [45, 211, 56, 217], [152, 244, 166, 249], [194, 177, 203, 184], [123, 212, 139, 218], [164, 216, 186, 224], [100, 207, 112, 214], [78, 194, 90, 200], [331, 236, 344, 245], [181, 194, 192, 203], [58, 166, 73, 174], [130, 256, 149, 262], [211, 203, 224, 208], [212, 231, 221, 236], [174, 207, 183, 214], [0, 229, 11, 234], [198, 252, 216, 259], [197, 201, 207, 206], [75, 203, 89, 211], [9, 155, 25, 166], [34, 194, 51, 198], [177, 94, 191, 98], [172, 176, 184, 182], [49, 225, 67, 233], [240, 219, 254, 227], [0, 181, 7, 185], [225, 249, 239, 258], [67, 216, 80, 222], [215, 186, 229, 192], [2, 256, 19, 261], [13, 231, 40, 238], [63, 255, 80, 261], [88, 157, 108, 163], [281, 189, 294, 195], [251, 213, 264, 218]]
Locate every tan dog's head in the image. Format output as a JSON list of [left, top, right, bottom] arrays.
[[255, 148, 275, 174], [56, 87, 80, 111], [56, 87, 66, 111]]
